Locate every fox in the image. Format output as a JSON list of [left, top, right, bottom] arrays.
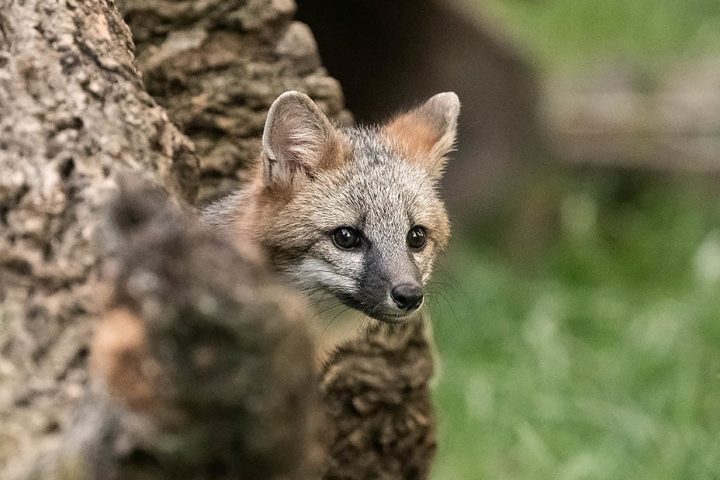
[[202, 90, 459, 363]]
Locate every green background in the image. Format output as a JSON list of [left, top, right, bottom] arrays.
[[431, 1, 720, 478]]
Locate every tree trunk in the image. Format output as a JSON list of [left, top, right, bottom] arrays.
[[0, 0, 197, 470], [1, 0, 437, 478], [123, 0, 352, 204], [9, 183, 321, 479]]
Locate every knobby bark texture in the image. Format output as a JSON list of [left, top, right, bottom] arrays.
[[0, 0, 198, 470], [123, 0, 352, 204], [322, 322, 436, 480]]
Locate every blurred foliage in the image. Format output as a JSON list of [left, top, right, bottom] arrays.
[[430, 174, 720, 479], [473, 0, 720, 70], [429, 2, 720, 478]]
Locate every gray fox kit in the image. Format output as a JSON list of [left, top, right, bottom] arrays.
[[203, 91, 459, 362]]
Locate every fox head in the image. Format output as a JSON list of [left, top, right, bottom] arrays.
[[215, 91, 459, 324]]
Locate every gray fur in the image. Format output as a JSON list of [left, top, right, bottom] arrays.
[[266, 126, 449, 323]]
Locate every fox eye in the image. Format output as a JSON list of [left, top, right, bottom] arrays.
[[407, 226, 427, 250], [332, 227, 361, 250]]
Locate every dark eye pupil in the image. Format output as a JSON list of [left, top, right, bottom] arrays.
[[333, 227, 360, 249], [408, 227, 427, 249]]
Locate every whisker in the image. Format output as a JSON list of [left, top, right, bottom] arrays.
[[311, 302, 344, 321], [319, 306, 351, 339]]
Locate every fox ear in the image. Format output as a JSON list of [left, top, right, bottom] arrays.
[[383, 92, 460, 179], [262, 91, 343, 186]]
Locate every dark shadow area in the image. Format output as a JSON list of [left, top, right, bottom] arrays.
[[297, 0, 546, 225]]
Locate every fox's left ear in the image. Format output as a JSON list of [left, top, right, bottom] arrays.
[[383, 92, 460, 179]]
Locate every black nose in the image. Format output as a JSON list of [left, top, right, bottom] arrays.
[[390, 284, 424, 311]]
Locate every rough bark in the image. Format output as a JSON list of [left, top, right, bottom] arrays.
[[9, 184, 320, 479], [321, 322, 436, 480], [0, 0, 198, 470], [123, 0, 352, 204]]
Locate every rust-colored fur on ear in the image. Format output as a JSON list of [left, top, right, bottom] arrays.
[[384, 113, 446, 161], [383, 92, 460, 179]]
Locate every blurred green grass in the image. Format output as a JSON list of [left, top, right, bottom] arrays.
[[474, 0, 720, 70], [429, 176, 720, 479], [428, 2, 720, 477]]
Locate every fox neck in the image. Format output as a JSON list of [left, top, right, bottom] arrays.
[[311, 305, 368, 366]]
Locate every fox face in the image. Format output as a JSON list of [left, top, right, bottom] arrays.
[[204, 91, 459, 326]]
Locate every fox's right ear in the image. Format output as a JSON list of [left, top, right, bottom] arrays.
[[261, 91, 343, 186]]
